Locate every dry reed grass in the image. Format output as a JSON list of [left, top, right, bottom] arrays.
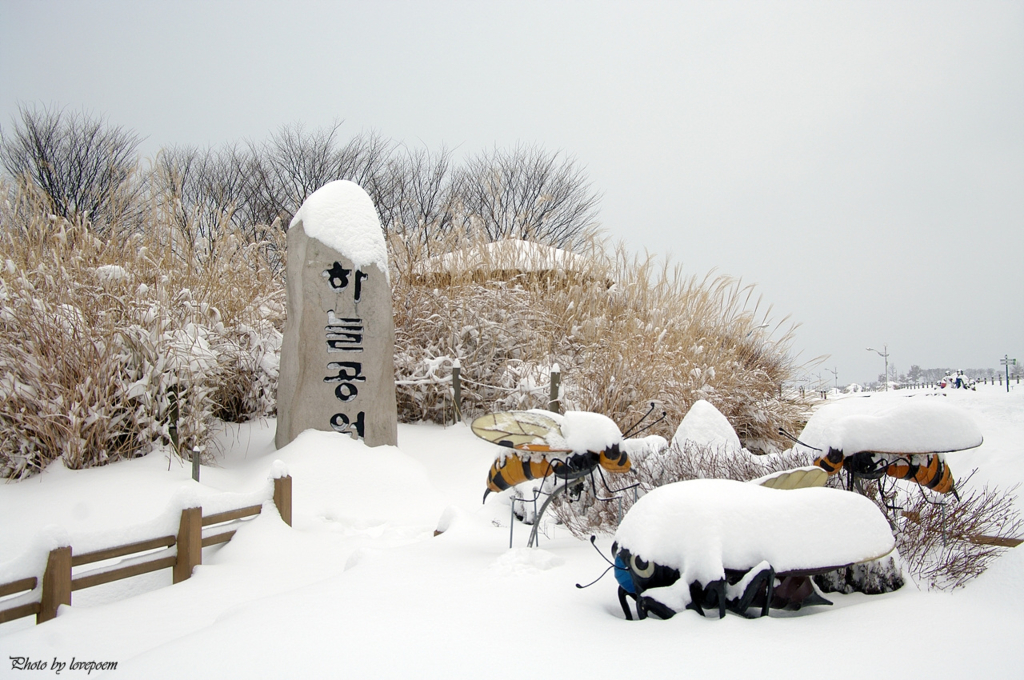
[[1, 175, 808, 479], [0, 181, 284, 478], [389, 230, 810, 449]]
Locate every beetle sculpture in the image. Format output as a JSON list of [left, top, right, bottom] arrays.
[[611, 478, 895, 620]]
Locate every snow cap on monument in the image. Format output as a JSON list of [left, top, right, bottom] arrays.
[[290, 180, 390, 275], [276, 180, 398, 449]]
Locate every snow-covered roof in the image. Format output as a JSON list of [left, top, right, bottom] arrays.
[[412, 239, 593, 280]]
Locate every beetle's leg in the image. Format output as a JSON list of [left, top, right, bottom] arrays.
[[704, 580, 727, 619], [637, 595, 675, 620], [762, 570, 775, 618], [685, 581, 707, 617], [617, 586, 634, 621], [729, 566, 775, 618]]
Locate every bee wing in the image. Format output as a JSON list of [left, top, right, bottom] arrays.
[[471, 411, 567, 450], [754, 466, 828, 490]]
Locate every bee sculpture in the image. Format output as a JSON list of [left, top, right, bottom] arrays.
[[472, 408, 651, 547], [473, 410, 631, 500], [799, 399, 984, 498], [473, 409, 647, 499], [609, 478, 896, 620]]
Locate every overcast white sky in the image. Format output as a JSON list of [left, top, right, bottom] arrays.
[[2, 0, 1021, 386]]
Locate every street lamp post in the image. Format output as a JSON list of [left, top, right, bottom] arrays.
[[826, 367, 838, 390], [1000, 355, 1017, 394], [867, 345, 889, 391]]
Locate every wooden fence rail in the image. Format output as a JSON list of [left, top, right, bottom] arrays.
[[446, 365, 563, 423], [0, 474, 292, 627]]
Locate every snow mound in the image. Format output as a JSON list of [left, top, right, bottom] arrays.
[[799, 397, 984, 454], [672, 399, 742, 453], [489, 547, 565, 576], [290, 180, 388, 275], [621, 435, 668, 461]]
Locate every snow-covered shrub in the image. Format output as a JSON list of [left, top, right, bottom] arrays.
[[814, 557, 904, 594], [392, 280, 567, 422], [390, 231, 809, 452], [852, 474, 1023, 590], [0, 182, 284, 478]]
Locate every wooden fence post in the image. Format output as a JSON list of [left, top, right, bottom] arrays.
[[274, 475, 293, 527], [451, 361, 462, 424], [173, 507, 202, 584], [548, 365, 561, 414], [38, 546, 71, 623], [168, 386, 180, 455]]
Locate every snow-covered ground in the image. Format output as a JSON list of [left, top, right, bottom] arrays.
[[1, 385, 1022, 679]]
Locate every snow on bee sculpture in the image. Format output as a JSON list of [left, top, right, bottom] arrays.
[[799, 399, 984, 497], [610, 477, 895, 620]]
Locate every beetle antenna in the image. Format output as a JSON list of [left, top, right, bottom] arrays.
[[626, 411, 667, 439], [778, 428, 822, 451], [576, 536, 618, 589], [587, 534, 616, 567], [622, 402, 657, 438], [576, 565, 614, 589]]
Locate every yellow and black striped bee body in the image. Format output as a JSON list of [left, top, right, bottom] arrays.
[[885, 454, 955, 494], [483, 443, 631, 495], [813, 449, 957, 495], [485, 449, 558, 493]]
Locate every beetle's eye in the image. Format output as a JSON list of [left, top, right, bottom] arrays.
[[631, 554, 655, 578]]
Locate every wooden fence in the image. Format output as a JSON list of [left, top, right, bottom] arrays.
[[446, 363, 562, 423], [0, 474, 292, 627]]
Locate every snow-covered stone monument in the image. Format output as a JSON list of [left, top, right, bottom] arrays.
[[275, 180, 398, 449]]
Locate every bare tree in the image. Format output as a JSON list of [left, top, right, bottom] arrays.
[[242, 123, 398, 229], [0, 105, 143, 234], [459, 144, 601, 250], [151, 125, 601, 261], [383, 145, 464, 252], [152, 143, 255, 259]]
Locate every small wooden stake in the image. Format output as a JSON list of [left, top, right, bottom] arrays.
[[173, 507, 202, 584], [548, 368, 561, 414], [274, 475, 293, 527], [38, 546, 72, 623], [452, 364, 462, 424]]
